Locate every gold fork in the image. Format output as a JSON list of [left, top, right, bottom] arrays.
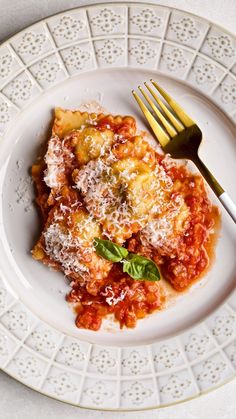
[[132, 80, 236, 223]]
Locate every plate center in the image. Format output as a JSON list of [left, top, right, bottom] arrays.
[[1, 68, 236, 346]]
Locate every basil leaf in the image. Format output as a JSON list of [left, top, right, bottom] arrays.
[[123, 254, 160, 281], [94, 238, 160, 281], [94, 238, 129, 262]]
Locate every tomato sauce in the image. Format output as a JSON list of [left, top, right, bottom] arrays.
[[67, 265, 163, 330]]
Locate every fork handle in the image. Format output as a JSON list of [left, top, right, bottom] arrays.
[[194, 156, 236, 223], [219, 193, 236, 223]]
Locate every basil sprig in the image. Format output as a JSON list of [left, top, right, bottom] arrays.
[[93, 238, 160, 282]]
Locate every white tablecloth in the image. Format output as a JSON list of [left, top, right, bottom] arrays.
[[0, 0, 236, 418]]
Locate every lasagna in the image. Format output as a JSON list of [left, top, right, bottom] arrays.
[[32, 107, 220, 330]]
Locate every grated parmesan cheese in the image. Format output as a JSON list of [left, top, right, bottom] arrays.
[[44, 136, 63, 188], [42, 202, 104, 280], [74, 142, 176, 243], [101, 285, 127, 306], [140, 194, 190, 253], [44, 135, 74, 189], [43, 222, 90, 277]]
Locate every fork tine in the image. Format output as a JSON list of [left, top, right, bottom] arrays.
[[138, 85, 177, 138], [132, 90, 170, 147], [144, 82, 184, 133], [151, 79, 195, 127]]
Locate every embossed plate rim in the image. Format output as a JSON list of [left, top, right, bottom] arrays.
[[0, 2, 235, 411]]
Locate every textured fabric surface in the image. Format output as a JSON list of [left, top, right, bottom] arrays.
[[0, 0, 236, 418]]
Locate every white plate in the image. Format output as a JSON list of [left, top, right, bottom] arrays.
[[0, 3, 235, 410]]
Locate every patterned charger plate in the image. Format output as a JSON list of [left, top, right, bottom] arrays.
[[0, 2, 236, 411]]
